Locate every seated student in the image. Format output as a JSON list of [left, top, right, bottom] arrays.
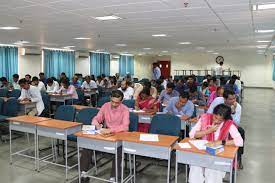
[[46, 77, 60, 93], [224, 78, 240, 96], [163, 91, 194, 121], [207, 89, 244, 168], [201, 82, 211, 98], [189, 104, 243, 183], [184, 75, 198, 92], [59, 72, 67, 82], [0, 77, 9, 89], [81, 75, 97, 91], [31, 76, 46, 92], [159, 76, 168, 89], [135, 88, 158, 132], [11, 74, 20, 90], [202, 74, 212, 83], [58, 78, 79, 104], [71, 76, 81, 89], [39, 72, 47, 86], [133, 81, 157, 99], [18, 78, 45, 116], [208, 78, 217, 93], [80, 90, 129, 183], [155, 79, 165, 95], [207, 86, 224, 106], [189, 86, 206, 106], [96, 75, 103, 86], [175, 79, 186, 94], [228, 75, 241, 93], [158, 82, 179, 106], [118, 80, 134, 100], [25, 74, 32, 84]]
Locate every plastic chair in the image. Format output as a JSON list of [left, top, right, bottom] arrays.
[[123, 99, 135, 108], [41, 92, 50, 117], [129, 112, 139, 132], [149, 114, 181, 137], [8, 89, 21, 99], [97, 96, 110, 108], [0, 98, 19, 122], [75, 108, 99, 125], [0, 89, 8, 97], [0, 98, 7, 121], [76, 89, 85, 105], [54, 105, 76, 121]]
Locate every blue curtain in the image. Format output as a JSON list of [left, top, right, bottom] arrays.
[[90, 52, 110, 76], [119, 55, 134, 76], [43, 49, 75, 79], [0, 46, 18, 81], [273, 56, 275, 81]]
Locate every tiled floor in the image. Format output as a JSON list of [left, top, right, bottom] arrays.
[[0, 88, 274, 183]]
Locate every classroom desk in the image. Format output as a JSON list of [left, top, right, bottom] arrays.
[[7, 115, 51, 169], [18, 100, 37, 115], [83, 90, 97, 106], [119, 132, 178, 183], [36, 119, 82, 180], [75, 131, 122, 183], [174, 138, 238, 183], [48, 93, 73, 104], [131, 110, 155, 124]]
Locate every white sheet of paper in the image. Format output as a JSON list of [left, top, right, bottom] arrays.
[[178, 142, 191, 149], [140, 134, 159, 142], [82, 125, 95, 131], [189, 140, 208, 150], [133, 110, 145, 113]]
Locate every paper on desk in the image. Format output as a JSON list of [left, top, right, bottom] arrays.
[[133, 110, 145, 113], [178, 143, 191, 149], [140, 134, 159, 142], [82, 125, 96, 134], [189, 140, 208, 150]]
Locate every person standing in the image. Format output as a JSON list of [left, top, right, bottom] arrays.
[[152, 62, 161, 80]]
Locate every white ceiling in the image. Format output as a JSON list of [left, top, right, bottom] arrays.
[[0, 0, 274, 54]]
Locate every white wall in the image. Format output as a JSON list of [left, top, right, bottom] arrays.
[[75, 56, 90, 76], [18, 54, 42, 78], [110, 59, 119, 76], [134, 55, 155, 79]]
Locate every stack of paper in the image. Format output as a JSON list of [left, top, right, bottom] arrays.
[[82, 125, 96, 135], [133, 110, 145, 113], [189, 140, 208, 150], [140, 134, 159, 142], [178, 143, 191, 149]]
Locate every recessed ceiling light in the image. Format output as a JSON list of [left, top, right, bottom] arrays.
[[207, 50, 214, 53], [138, 53, 144, 56], [94, 15, 122, 21], [0, 26, 20, 30], [63, 46, 75, 48], [152, 34, 167, 37], [14, 41, 29, 45], [270, 45, 275, 48], [196, 47, 205, 50], [162, 51, 168, 53], [256, 45, 268, 49], [74, 37, 91, 40], [115, 44, 127, 47], [255, 29, 275, 33], [213, 52, 219, 55], [143, 48, 152, 50], [256, 40, 271, 43], [253, 3, 275, 10], [179, 42, 192, 45]]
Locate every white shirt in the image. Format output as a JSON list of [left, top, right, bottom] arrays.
[[227, 80, 242, 92], [207, 97, 242, 126], [215, 65, 223, 76], [153, 67, 161, 80], [12, 81, 20, 90], [81, 80, 97, 90], [162, 80, 168, 89], [118, 87, 134, 100], [46, 81, 60, 93], [37, 81, 46, 92], [18, 85, 45, 115]]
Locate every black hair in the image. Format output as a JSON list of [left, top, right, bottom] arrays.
[[0, 77, 8, 82], [223, 89, 235, 99], [140, 88, 151, 96], [91, 75, 95, 81], [187, 75, 193, 80], [202, 82, 208, 87], [13, 74, 19, 79], [61, 72, 66, 76], [143, 81, 151, 89], [213, 104, 232, 120], [101, 74, 106, 78], [189, 86, 197, 93], [166, 82, 175, 89], [159, 76, 165, 80], [231, 75, 238, 80], [180, 91, 189, 99], [156, 79, 162, 85], [32, 76, 39, 82], [229, 79, 236, 85], [51, 77, 57, 81], [39, 72, 45, 76], [25, 74, 31, 78], [46, 78, 53, 84], [18, 78, 28, 85], [220, 62, 224, 66], [111, 90, 124, 101], [60, 78, 70, 87]]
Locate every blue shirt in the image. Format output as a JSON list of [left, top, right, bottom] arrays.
[[163, 97, 194, 117], [159, 90, 180, 104], [153, 67, 161, 80]]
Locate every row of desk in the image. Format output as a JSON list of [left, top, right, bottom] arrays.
[[7, 115, 238, 183]]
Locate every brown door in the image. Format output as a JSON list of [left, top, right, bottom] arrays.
[[157, 61, 171, 79]]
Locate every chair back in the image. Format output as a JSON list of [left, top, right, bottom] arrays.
[[8, 89, 21, 99], [54, 105, 75, 121], [0, 89, 8, 97], [76, 108, 99, 125], [129, 112, 139, 132], [97, 96, 110, 108], [3, 98, 19, 117], [122, 99, 135, 108]]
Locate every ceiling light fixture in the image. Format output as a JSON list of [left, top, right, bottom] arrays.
[[179, 42, 192, 45], [14, 41, 30, 45], [94, 15, 122, 21], [162, 50, 168, 53], [143, 48, 152, 50], [253, 3, 275, 10], [115, 44, 127, 47], [0, 26, 20, 30], [152, 34, 167, 37], [257, 40, 271, 43], [207, 50, 214, 53], [213, 52, 219, 55], [255, 29, 275, 33], [256, 45, 268, 49], [74, 37, 91, 40]]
